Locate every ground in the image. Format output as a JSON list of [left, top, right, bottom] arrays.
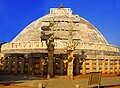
[[0, 74, 120, 88], [0, 85, 31, 88]]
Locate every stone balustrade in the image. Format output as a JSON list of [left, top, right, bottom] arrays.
[[76, 42, 119, 52], [80, 55, 120, 75], [87, 55, 120, 60], [0, 55, 120, 75], [1, 41, 47, 50], [1, 41, 119, 53]]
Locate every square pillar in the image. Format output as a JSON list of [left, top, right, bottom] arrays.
[[14, 57, 18, 74], [21, 57, 25, 74], [3, 57, 7, 73], [102, 59, 105, 74], [40, 58, 45, 76], [107, 60, 110, 74], [89, 59, 93, 72], [117, 59, 120, 74], [75, 58, 80, 75], [28, 57, 34, 75], [112, 60, 115, 74], [96, 59, 99, 72], [60, 58, 64, 75], [67, 50, 74, 79], [47, 50, 54, 79], [82, 60, 86, 75], [8, 57, 12, 74]]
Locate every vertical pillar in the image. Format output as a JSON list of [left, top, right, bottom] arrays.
[[96, 59, 99, 72], [107, 60, 110, 74], [60, 58, 64, 75], [53, 58, 56, 75], [47, 50, 54, 79], [75, 58, 80, 75], [31, 58, 35, 76], [113, 60, 115, 74], [21, 57, 25, 74], [89, 59, 93, 72], [28, 58, 31, 74], [39, 59, 42, 76], [8, 57, 12, 74], [0, 57, 3, 71], [15, 57, 18, 74], [117, 59, 119, 74], [3, 57, 7, 73], [102, 59, 105, 74], [67, 50, 74, 79], [40, 58, 45, 76], [26, 54, 34, 75], [28, 58, 34, 75], [82, 60, 86, 75]]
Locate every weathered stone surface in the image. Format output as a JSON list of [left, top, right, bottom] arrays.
[[11, 7, 108, 44]]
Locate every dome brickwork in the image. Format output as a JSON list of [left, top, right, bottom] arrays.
[[11, 8, 108, 45]]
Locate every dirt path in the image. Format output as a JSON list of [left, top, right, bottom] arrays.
[[0, 85, 32, 88], [0, 74, 120, 88]]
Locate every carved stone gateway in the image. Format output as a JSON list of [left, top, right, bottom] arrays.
[[41, 23, 55, 78]]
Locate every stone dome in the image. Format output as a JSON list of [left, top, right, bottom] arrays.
[[11, 7, 108, 45], [2, 6, 119, 55]]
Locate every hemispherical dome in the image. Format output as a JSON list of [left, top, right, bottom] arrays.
[[11, 7, 108, 45], [2, 6, 119, 55]]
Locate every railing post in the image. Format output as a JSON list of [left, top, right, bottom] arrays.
[[21, 57, 25, 74], [89, 59, 93, 72], [82, 60, 86, 75], [107, 60, 110, 74], [113, 60, 115, 74], [15, 57, 18, 74], [3, 57, 7, 73], [102, 59, 105, 74], [32, 58, 35, 76], [8, 57, 12, 74], [60, 58, 64, 75], [28, 58, 34, 75], [0, 57, 3, 71], [75, 58, 80, 75], [47, 50, 54, 79], [96, 59, 99, 72], [117, 59, 119, 74], [39, 58, 42, 76], [28, 58, 30, 74]]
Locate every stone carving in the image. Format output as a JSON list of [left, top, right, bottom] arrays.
[[41, 22, 55, 51], [41, 31, 54, 51]]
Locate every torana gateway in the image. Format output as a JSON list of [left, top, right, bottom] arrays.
[[1, 5, 120, 78]]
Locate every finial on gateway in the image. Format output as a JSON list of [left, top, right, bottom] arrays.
[[59, 3, 64, 8]]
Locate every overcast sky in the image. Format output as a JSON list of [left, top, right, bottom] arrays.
[[0, 0, 120, 48]]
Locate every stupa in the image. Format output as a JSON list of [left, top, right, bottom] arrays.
[[1, 5, 120, 77]]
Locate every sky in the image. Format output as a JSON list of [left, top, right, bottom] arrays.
[[0, 0, 120, 48]]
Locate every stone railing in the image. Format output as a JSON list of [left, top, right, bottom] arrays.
[[76, 42, 119, 52], [0, 55, 120, 75], [42, 16, 80, 22], [80, 55, 120, 75], [1, 41, 47, 51], [87, 55, 120, 60], [1, 41, 119, 53]]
